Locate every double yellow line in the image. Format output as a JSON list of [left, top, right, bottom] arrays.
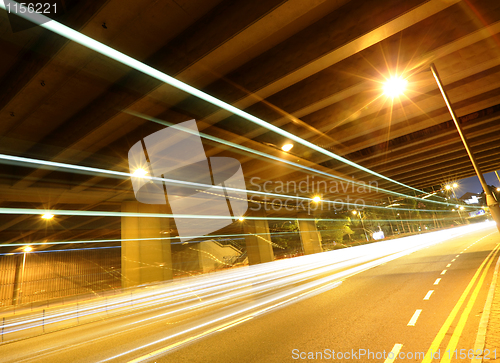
[[422, 240, 500, 363]]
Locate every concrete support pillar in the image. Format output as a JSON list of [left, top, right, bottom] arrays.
[[243, 209, 274, 265], [121, 202, 172, 288], [297, 213, 323, 255]]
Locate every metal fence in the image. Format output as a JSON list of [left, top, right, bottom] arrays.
[[0, 248, 121, 308]]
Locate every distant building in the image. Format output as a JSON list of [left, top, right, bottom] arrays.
[[459, 192, 483, 205]]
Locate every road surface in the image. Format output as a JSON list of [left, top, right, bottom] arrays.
[[1, 223, 498, 362]]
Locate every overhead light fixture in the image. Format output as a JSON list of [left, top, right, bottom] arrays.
[[281, 143, 293, 152], [23, 246, 33, 252], [383, 76, 407, 98], [445, 185, 451, 190], [41, 213, 54, 220], [238, 217, 245, 221], [452, 183, 458, 188], [352, 210, 358, 215], [312, 196, 321, 203]]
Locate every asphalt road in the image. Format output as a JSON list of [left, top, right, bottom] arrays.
[[1, 224, 498, 363], [153, 225, 500, 363]]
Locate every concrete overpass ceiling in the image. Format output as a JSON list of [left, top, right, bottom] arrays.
[[1, 0, 500, 246]]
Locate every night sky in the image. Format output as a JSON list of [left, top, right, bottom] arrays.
[[455, 171, 500, 197]]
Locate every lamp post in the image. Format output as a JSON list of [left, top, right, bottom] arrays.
[[430, 63, 500, 233], [445, 183, 464, 224], [19, 246, 32, 305]]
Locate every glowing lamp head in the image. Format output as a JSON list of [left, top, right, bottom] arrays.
[[452, 183, 458, 188], [23, 246, 32, 253], [383, 76, 408, 98], [281, 143, 294, 152], [352, 210, 358, 215], [238, 217, 245, 222], [312, 196, 321, 203], [496, 187, 500, 192], [41, 213, 54, 220], [445, 185, 451, 190], [459, 206, 465, 211], [132, 168, 148, 178]]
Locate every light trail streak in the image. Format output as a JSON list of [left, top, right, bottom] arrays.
[[112, 224, 494, 362], [0, 206, 457, 220], [0, 0, 433, 197], [0, 151, 462, 212], [1, 223, 494, 349], [0, 215, 464, 248], [129, 111, 452, 206], [0, 152, 426, 210], [0, 246, 119, 256]]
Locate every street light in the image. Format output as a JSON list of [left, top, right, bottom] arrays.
[[132, 168, 148, 177], [383, 76, 408, 98], [312, 196, 321, 203], [430, 63, 500, 232], [444, 184, 464, 224]]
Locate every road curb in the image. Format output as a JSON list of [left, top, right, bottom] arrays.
[[471, 249, 500, 363]]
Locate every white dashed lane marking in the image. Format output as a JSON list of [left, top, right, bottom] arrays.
[[423, 290, 434, 300], [408, 310, 422, 326], [384, 344, 403, 363]]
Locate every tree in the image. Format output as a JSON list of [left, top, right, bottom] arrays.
[[316, 214, 353, 248]]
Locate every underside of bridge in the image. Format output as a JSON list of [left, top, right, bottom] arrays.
[[0, 0, 499, 275]]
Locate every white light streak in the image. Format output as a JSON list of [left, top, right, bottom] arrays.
[[0, 0, 427, 195]]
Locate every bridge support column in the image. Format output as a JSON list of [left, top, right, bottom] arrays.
[[297, 213, 323, 255], [244, 209, 274, 265], [121, 202, 172, 288]]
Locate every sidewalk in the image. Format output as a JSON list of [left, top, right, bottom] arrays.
[[474, 252, 500, 362]]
